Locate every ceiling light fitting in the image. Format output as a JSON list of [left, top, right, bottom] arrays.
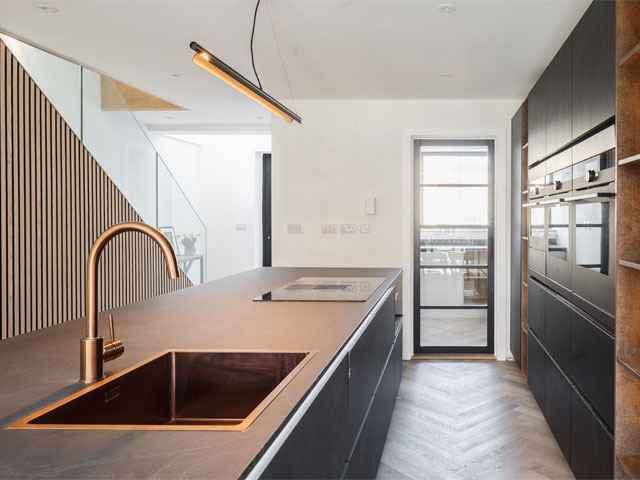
[[437, 3, 456, 13], [189, 42, 301, 124]]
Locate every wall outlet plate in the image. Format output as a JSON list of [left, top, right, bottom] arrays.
[[365, 197, 376, 215], [287, 224, 304, 234], [360, 224, 370, 234], [340, 224, 358, 234], [321, 224, 339, 234]]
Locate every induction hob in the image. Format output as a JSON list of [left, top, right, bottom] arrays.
[[253, 277, 385, 302]]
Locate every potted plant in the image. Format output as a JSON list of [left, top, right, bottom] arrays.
[[177, 233, 200, 255]]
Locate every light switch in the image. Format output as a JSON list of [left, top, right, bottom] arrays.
[[365, 197, 376, 215], [321, 224, 338, 234], [287, 224, 304, 234], [360, 224, 370, 234]]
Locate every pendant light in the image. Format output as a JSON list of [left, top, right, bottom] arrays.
[[190, 0, 301, 124]]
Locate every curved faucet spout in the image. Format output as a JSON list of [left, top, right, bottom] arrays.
[[81, 222, 179, 383]]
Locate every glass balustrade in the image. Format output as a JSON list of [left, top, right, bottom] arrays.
[[1, 34, 206, 284]]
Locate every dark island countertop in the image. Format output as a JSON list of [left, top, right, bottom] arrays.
[[0, 267, 402, 479]]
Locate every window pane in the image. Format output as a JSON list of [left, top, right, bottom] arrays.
[[420, 149, 488, 185], [420, 267, 488, 306], [420, 309, 487, 347], [421, 187, 488, 225], [548, 204, 570, 261]]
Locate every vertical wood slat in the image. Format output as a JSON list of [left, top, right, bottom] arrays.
[[0, 39, 192, 340]]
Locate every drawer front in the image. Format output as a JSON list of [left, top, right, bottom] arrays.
[[570, 389, 613, 480], [348, 291, 395, 446], [544, 355, 572, 462], [528, 278, 546, 341], [527, 333, 546, 410], [262, 357, 349, 479], [393, 325, 403, 399], [344, 353, 395, 480], [570, 309, 614, 430], [545, 291, 572, 371]]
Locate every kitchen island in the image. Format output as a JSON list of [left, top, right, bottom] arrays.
[[0, 267, 402, 479]]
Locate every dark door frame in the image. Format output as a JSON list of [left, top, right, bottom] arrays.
[[262, 153, 272, 267], [413, 139, 495, 354]]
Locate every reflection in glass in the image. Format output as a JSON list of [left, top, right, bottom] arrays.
[[530, 207, 545, 239], [576, 203, 609, 275], [548, 205, 570, 260], [420, 227, 487, 266], [573, 150, 615, 181], [547, 167, 572, 189], [420, 309, 487, 347], [421, 187, 488, 225]]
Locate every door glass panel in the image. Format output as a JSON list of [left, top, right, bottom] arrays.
[[420, 309, 488, 347], [419, 268, 488, 306], [417, 141, 492, 351], [530, 207, 545, 239], [548, 204, 570, 261], [421, 187, 488, 225], [576, 202, 610, 275]]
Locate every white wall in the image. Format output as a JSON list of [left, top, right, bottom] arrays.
[[271, 99, 520, 360], [150, 133, 272, 282]]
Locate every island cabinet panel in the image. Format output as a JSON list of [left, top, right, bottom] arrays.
[[261, 357, 350, 480], [570, 389, 614, 479], [528, 74, 547, 165], [528, 332, 546, 410], [545, 36, 573, 155], [261, 288, 399, 480], [544, 355, 572, 462], [569, 309, 614, 431], [343, 351, 395, 480], [528, 278, 546, 342], [348, 291, 395, 447], [572, 0, 615, 139]]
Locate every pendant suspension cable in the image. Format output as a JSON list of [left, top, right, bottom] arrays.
[[250, 0, 263, 89], [201, 0, 249, 47], [265, 0, 297, 112]]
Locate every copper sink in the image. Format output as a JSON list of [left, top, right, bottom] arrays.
[[10, 350, 315, 431]]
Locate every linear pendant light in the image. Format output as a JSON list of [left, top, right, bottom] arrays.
[[189, 42, 301, 124]]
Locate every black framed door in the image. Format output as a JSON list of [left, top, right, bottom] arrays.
[[413, 139, 495, 354], [262, 153, 272, 267]]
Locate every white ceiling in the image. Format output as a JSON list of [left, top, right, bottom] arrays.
[[0, 0, 591, 127]]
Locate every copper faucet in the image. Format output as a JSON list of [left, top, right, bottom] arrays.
[[80, 222, 179, 383]]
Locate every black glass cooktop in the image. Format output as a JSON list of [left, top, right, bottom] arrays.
[[253, 277, 385, 302]]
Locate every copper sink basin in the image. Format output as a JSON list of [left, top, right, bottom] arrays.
[[10, 350, 315, 431]]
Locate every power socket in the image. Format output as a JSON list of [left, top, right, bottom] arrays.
[[340, 224, 358, 234], [321, 224, 338, 234]]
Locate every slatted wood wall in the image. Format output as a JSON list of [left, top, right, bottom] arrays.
[[0, 40, 192, 340]]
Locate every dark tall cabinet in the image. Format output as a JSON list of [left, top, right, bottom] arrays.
[[572, 0, 616, 139], [510, 106, 523, 367]]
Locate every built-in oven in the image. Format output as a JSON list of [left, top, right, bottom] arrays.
[[528, 204, 546, 276], [571, 125, 616, 192], [567, 192, 616, 328], [546, 200, 572, 293], [542, 150, 573, 199], [528, 163, 546, 200]]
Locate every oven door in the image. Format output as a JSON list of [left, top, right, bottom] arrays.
[[568, 194, 616, 327], [546, 200, 572, 293]]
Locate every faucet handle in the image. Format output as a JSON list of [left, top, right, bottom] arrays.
[[103, 314, 124, 363], [108, 314, 115, 342]]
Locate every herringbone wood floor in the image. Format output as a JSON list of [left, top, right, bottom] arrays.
[[378, 361, 574, 480]]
